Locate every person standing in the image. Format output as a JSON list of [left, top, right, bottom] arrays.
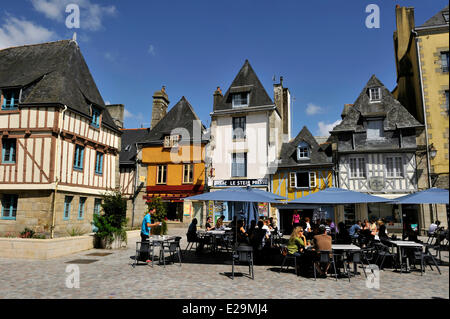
[[141, 208, 162, 242], [292, 210, 301, 229]]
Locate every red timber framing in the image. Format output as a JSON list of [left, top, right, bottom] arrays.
[[144, 184, 204, 202]]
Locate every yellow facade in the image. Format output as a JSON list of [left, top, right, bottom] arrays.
[[272, 169, 334, 200]]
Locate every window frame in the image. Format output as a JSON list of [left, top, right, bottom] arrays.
[[349, 157, 367, 179], [95, 151, 104, 175], [1, 89, 21, 110], [232, 116, 246, 140], [369, 87, 382, 102], [1, 194, 18, 220], [441, 51, 449, 73], [183, 164, 194, 184], [78, 197, 86, 220], [385, 156, 404, 178], [63, 196, 73, 220], [232, 93, 249, 108], [296, 141, 310, 160], [366, 119, 384, 141], [91, 106, 101, 128], [231, 152, 247, 178], [156, 165, 167, 184], [289, 171, 317, 189], [73, 145, 85, 171], [93, 198, 102, 216], [1, 138, 16, 164]]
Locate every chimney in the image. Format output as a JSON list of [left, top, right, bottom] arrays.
[[213, 86, 223, 111], [105, 104, 124, 129], [150, 86, 169, 129], [341, 104, 353, 119], [273, 77, 291, 142]]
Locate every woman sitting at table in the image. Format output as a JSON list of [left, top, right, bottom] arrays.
[[236, 220, 249, 245], [187, 218, 204, 253], [370, 219, 378, 236], [215, 217, 225, 230], [287, 227, 307, 255]]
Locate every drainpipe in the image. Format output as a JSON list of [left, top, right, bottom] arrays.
[[51, 105, 67, 239], [131, 142, 139, 228]]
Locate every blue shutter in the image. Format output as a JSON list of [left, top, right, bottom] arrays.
[[1, 91, 6, 109]]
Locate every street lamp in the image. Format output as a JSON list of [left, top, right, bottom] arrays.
[[429, 144, 437, 159]]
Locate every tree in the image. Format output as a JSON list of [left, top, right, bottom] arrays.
[[147, 197, 168, 235]]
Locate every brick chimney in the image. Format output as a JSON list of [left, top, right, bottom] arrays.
[[273, 76, 291, 142], [105, 104, 124, 129], [213, 86, 223, 111], [341, 104, 353, 119], [150, 86, 169, 129]]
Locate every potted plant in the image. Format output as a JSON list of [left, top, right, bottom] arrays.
[[92, 191, 128, 249], [147, 197, 168, 235]]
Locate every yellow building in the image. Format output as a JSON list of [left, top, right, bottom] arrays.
[[139, 96, 208, 224], [393, 5, 449, 229], [271, 126, 334, 233]]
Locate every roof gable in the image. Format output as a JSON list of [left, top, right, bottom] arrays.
[[214, 60, 274, 111], [419, 5, 449, 27]]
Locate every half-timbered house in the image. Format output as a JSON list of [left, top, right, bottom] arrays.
[[0, 40, 122, 237], [271, 126, 334, 234], [330, 75, 423, 231]]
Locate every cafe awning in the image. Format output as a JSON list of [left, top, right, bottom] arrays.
[[288, 187, 391, 204], [393, 188, 449, 205]]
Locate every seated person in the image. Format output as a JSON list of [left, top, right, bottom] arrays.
[[349, 221, 362, 239], [378, 219, 389, 241], [236, 220, 249, 245], [312, 225, 333, 276], [428, 220, 440, 235], [370, 219, 378, 236], [247, 220, 257, 239], [335, 222, 352, 244], [205, 216, 215, 231], [215, 217, 225, 230], [287, 226, 307, 256], [250, 220, 268, 249], [187, 218, 204, 252]]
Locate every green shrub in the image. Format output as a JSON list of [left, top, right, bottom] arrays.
[[147, 197, 168, 235], [66, 226, 88, 237], [20, 228, 35, 238]]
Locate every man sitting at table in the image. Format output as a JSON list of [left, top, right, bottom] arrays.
[[313, 225, 333, 277], [187, 218, 205, 253], [349, 221, 362, 240]]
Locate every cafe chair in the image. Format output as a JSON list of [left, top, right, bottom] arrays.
[[232, 247, 254, 280], [345, 251, 367, 281], [185, 232, 198, 253], [279, 245, 298, 276], [374, 243, 398, 271], [133, 241, 150, 268], [313, 250, 338, 281], [160, 237, 182, 267], [411, 245, 441, 276]]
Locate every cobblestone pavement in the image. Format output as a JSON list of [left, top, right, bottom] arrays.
[[0, 228, 448, 299]]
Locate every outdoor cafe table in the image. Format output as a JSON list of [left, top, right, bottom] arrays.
[[148, 235, 176, 266], [388, 240, 424, 273], [332, 244, 362, 276]]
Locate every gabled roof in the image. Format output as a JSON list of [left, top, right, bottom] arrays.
[[120, 128, 150, 165], [279, 126, 332, 167], [419, 5, 449, 28], [0, 40, 120, 132], [331, 75, 422, 133], [214, 60, 274, 112], [137, 96, 207, 145]]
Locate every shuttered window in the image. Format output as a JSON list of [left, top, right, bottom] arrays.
[[1, 138, 16, 163], [63, 196, 73, 220], [289, 172, 317, 189], [78, 197, 86, 220], [73, 145, 84, 171], [1, 89, 20, 110], [95, 152, 103, 175], [1, 194, 18, 220]]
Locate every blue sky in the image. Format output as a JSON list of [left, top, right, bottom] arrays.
[[1, 0, 448, 136]]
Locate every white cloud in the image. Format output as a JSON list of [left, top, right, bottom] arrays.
[[104, 52, 116, 62], [148, 44, 155, 56], [105, 101, 111, 105], [0, 16, 57, 49], [30, 0, 117, 31], [124, 108, 134, 119], [306, 103, 324, 115], [317, 119, 341, 136]]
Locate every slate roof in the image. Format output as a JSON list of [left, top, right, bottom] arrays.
[[213, 60, 275, 112], [137, 96, 207, 145], [278, 126, 332, 168], [331, 75, 422, 133], [0, 40, 120, 132], [120, 128, 150, 165], [418, 5, 449, 27]]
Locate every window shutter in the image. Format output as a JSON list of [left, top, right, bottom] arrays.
[[289, 172, 296, 188], [309, 172, 316, 188]]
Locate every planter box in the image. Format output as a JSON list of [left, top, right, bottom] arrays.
[[0, 230, 142, 260]]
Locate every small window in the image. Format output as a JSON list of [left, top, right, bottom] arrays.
[[289, 172, 316, 189], [1, 138, 16, 163], [445, 90, 449, 112], [367, 120, 384, 140], [1, 89, 20, 110], [163, 135, 179, 148], [232, 93, 249, 108], [63, 196, 73, 220], [369, 87, 381, 102], [386, 157, 403, 178], [91, 107, 101, 127], [232, 116, 246, 139], [441, 52, 449, 73], [183, 164, 194, 184], [443, 12, 449, 22], [94, 198, 102, 215], [297, 142, 309, 159], [73, 145, 84, 171], [231, 153, 247, 177], [157, 165, 167, 184], [350, 158, 366, 178], [1, 194, 18, 220], [78, 197, 86, 219], [95, 152, 103, 175]]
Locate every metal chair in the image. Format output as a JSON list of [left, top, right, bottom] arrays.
[[345, 251, 367, 281], [160, 237, 182, 267], [185, 232, 198, 253], [411, 245, 441, 275], [232, 246, 254, 280], [374, 242, 398, 271], [279, 245, 298, 276], [133, 241, 150, 268], [313, 250, 338, 281]]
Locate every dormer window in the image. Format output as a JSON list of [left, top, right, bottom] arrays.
[[163, 134, 180, 148], [367, 119, 384, 140], [232, 93, 249, 108], [1, 89, 20, 110], [443, 11, 449, 22], [91, 106, 101, 127], [297, 142, 310, 160], [369, 87, 381, 102]]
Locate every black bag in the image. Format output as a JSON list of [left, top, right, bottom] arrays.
[[137, 242, 150, 261]]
